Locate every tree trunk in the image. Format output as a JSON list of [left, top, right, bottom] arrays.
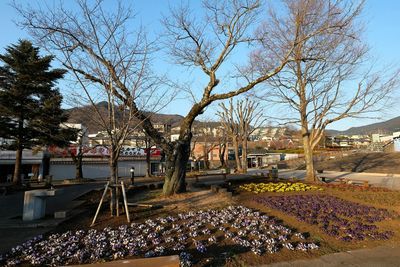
[[163, 139, 190, 196], [219, 143, 227, 168], [13, 146, 22, 185], [241, 138, 248, 173], [75, 157, 83, 181], [302, 132, 315, 182], [70, 149, 83, 181], [233, 137, 242, 173], [109, 148, 118, 216], [145, 146, 151, 177], [203, 145, 210, 170], [13, 118, 24, 185]]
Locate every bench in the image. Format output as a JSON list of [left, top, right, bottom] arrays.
[[319, 176, 328, 182], [338, 178, 369, 188], [195, 172, 227, 182], [22, 189, 58, 221], [153, 172, 165, 177], [23, 177, 45, 187]]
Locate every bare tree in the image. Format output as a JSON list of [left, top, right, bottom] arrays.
[[143, 137, 153, 178], [253, 0, 399, 181], [218, 129, 228, 168], [16, 0, 297, 195], [67, 128, 87, 181], [14, 0, 171, 212], [197, 122, 220, 170], [189, 121, 220, 170], [152, 0, 293, 193], [217, 100, 242, 172], [217, 98, 265, 173]]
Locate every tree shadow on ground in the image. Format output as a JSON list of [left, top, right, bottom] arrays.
[[316, 153, 400, 173]]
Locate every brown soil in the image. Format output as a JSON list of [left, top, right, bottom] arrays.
[[314, 152, 400, 174], [50, 187, 234, 233], [234, 186, 400, 265], [41, 182, 400, 267]]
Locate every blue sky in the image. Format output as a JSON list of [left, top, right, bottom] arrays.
[[0, 0, 399, 131]]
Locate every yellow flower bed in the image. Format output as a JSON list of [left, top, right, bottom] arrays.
[[239, 182, 323, 193]]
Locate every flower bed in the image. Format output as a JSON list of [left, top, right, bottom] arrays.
[[1, 206, 319, 266], [352, 191, 400, 206], [321, 183, 391, 192], [240, 182, 322, 193], [254, 195, 395, 242]]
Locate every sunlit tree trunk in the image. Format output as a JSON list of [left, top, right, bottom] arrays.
[[233, 136, 243, 172], [241, 137, 248, 173], [163, 138, 190, 195], [109, 145, 119, 215], [219, 142, 227, 168]]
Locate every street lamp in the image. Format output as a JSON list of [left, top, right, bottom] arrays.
[[130, 166, 135, 185]]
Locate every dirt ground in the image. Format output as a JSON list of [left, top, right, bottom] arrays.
[[314, 152, 400, 174], [51, 186, 234, 234], [40, 180, 400, 267]]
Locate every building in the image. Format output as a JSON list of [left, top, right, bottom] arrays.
[[88, 130, 147, 147], [62, 123, 89, 144], [250, 127, 286, 142], [88, 123, 171, 147], [371, 132, 400, 143], [325, 135, 371, 148], [0, 148, 164, 182], [247, 153, 299, 168], [0, 150, 49, 183], [49, 155, 162, 180]]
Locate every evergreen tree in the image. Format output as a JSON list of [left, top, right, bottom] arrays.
[[0, 40, 69, 185]]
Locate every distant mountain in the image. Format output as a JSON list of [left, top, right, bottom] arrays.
[[66, 102, 185, 133], [326, 116, 400, 136]]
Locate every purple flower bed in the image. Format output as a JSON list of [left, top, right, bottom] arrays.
[[1, 206, 318, 266], [254, 195, 395, 242]]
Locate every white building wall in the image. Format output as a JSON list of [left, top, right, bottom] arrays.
[[394, 139, 400, 152], [170, 134, 179, 141], [49, 160, 147, 180], [283, 154, 299, 160], [371, 134, 381, 143]]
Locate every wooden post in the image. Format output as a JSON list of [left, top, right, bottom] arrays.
[[109, 186, 114, 216], [121, 181, 130, 223], [91, 182, 110, 226]]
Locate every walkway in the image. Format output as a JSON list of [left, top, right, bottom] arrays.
[[261, 245, 400, 267], [0, 182, 104, 254]]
